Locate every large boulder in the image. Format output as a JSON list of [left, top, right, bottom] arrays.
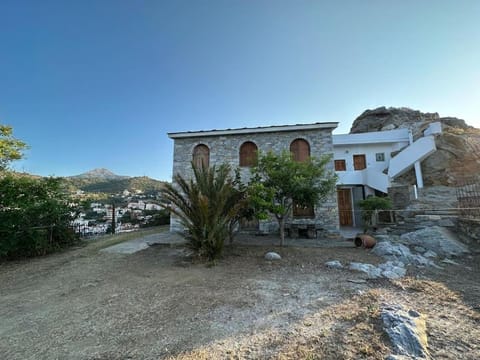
[[382, 305, 429, 359], [351, 107, 440, 134], [349, 261, 406, 279], [400, 226, 469, 257], [350, 107, 480, 186], [372, 240, 436, 267], [372, 241, 412, 260]]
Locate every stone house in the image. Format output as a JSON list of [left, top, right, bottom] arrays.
[[168, 122, 340, 238]]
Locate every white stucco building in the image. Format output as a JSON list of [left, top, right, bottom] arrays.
[[333, 122, 442, 226]]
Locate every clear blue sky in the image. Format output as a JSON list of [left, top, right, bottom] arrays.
[[1, 0, 479, 181]]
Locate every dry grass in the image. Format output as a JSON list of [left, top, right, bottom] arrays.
[[2, 234, 479, 360], [168, 290, 391, 360], [394, 277, 461, 301]]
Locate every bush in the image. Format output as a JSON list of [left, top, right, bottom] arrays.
[[357, 196, 392, 233], [141, 209, 170, 227], [0, 174, 78, 259]]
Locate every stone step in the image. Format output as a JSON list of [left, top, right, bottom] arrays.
[[423, 210, 459, 216]]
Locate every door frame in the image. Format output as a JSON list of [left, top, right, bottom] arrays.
[[337, 187, 354, 226]]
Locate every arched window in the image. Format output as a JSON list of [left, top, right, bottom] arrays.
[[290, 138, 310, 162], [192, 144, 209, 169], [239, 141, 258, 167], [290, 138, 313, 217]]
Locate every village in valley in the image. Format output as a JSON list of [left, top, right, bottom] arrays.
[[66, 170, 169, 236], [72, 189, 167, 236]]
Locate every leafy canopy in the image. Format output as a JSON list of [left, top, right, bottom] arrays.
[[0, 174, 78, 259], [249, 150, 337, 245], [0, 124, 28, 170]]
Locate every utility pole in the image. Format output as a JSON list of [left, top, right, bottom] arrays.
[[111, 202, 116, 234]]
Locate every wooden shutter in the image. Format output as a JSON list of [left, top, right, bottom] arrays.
[[335, 160, 346, 171], [193, 144, 209, 169], [239, 141, 257, 167], [353, 154, 366, 170], [290, 139, 310, 162]]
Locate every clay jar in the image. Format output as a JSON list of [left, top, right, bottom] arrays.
[[354, 234, 377, 249]]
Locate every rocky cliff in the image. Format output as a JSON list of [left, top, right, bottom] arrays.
[[350, 107, 480, 186]]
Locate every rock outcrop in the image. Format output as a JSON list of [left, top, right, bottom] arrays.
[[350, 107, 480, 186], [382, 305, 429, 359]]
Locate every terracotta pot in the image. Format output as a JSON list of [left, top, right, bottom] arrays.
[[354, 234, 376, 249]]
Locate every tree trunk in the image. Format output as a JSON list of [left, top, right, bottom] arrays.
[[279, 216, 285, 246]]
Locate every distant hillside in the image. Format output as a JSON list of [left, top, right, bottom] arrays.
[[64, 169, 166, 194], [70, 168, 129, 180], [77, 176, 166, 194]]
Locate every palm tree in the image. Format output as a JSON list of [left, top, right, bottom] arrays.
[[161, 163, 245, 260]]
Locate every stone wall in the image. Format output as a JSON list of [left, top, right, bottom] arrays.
[[457, 218, 480, 245], [381, 185, 460, 235], [170, 128, 339, 236]]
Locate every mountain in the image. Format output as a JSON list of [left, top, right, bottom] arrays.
[[350, 107, 480, 186], [70, 168, 129, 180], [64, 168, 166, 194]]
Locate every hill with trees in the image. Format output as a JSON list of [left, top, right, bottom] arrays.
[[63, 168, 167, 194]]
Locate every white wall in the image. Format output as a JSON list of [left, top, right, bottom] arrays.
[[333, 142, 406, 174]]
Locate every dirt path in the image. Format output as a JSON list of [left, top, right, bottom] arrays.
[[1, 236, 479, 359]]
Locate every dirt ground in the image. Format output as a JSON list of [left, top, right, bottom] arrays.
[[1, 233, 479, 360]]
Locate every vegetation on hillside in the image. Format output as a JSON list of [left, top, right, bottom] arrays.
[[0, 124, 79, 259], [63, 175, 166, 194], [0, 174, 78, 259]]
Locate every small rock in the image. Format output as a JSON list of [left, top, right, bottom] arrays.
[[382, 123, 397, 131], [347, 279, 367, 284], [349, 262, 382, 279], [378, 261, 407, 279], [325, 260, 343, 269], [441, 258, 460, 265], [375, 235, 393, 242], [423, 250, 438, 258], [410, 254, 435, 267], [414, 246, 426, 253], [264, 252, 281, 260]]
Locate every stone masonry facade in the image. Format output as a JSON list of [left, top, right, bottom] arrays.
[[168, 124, 340, 238]]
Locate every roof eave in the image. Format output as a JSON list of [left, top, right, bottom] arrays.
[[168, 122, 339, 139]]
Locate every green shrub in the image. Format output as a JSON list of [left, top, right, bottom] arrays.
[[141, 209, 171, 227], [357, 196, 392, 233], [0, 174, 78, 259]]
